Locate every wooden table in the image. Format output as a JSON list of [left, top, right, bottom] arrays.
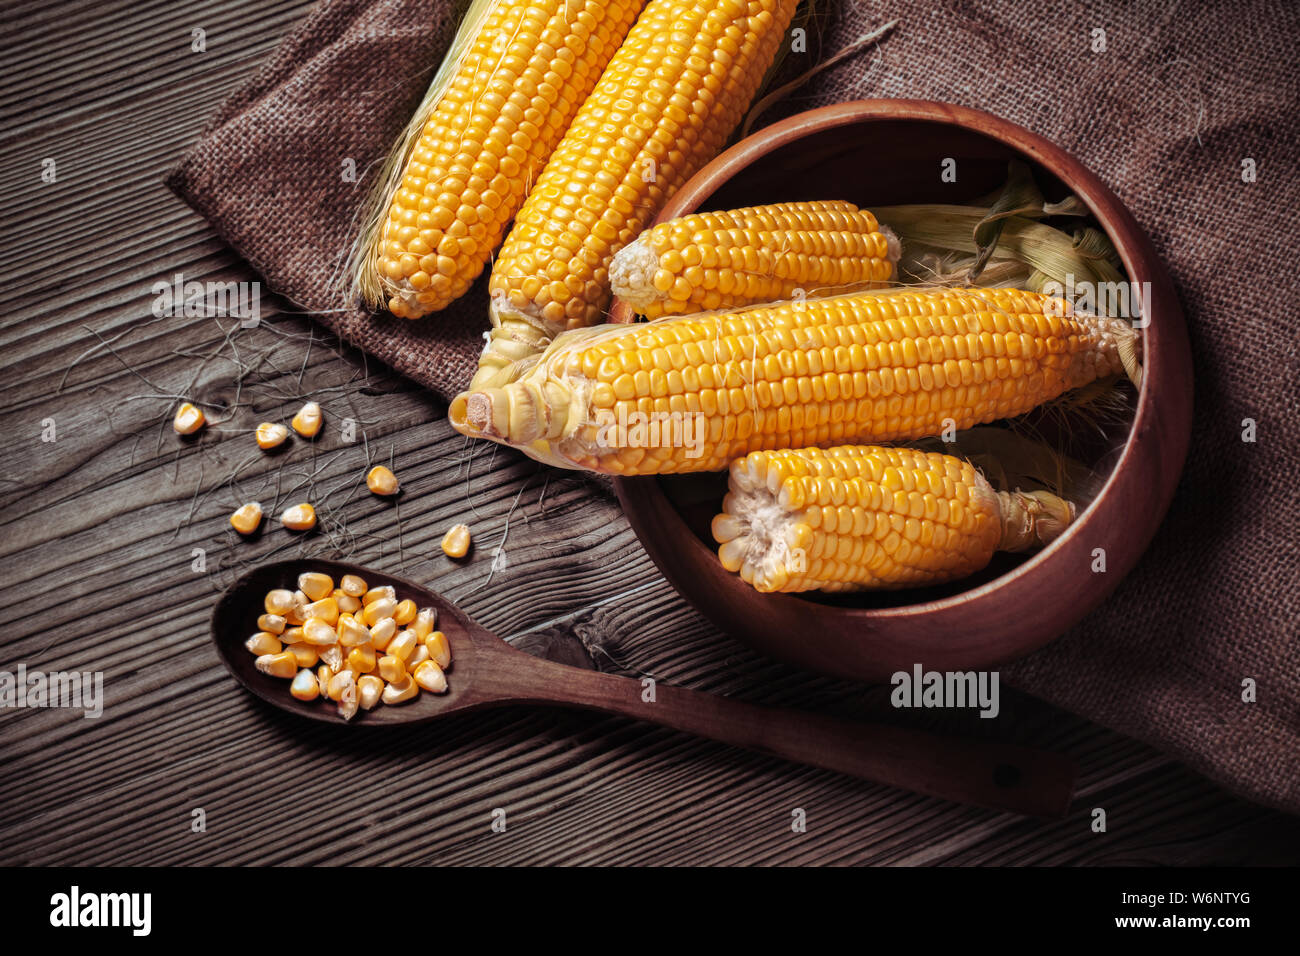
[[3, 0, 1298, 866]]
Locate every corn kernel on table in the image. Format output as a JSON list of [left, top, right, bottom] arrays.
[[2, 0, 1299, 866]]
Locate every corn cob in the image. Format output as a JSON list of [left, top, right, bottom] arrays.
[[449, 287, 1137, 474], [712, 444, 1076, 592], [473, 0, 801, 389], [609, 201, 900, 318], [353, 0, 645, 319]]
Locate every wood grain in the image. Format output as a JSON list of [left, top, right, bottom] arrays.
[[1, 0, 1297, 866]]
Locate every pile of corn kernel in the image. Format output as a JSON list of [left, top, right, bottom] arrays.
[[247, 571, 451, 720]]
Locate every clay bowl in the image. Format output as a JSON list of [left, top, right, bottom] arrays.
[[611, 100, 1192, 683]]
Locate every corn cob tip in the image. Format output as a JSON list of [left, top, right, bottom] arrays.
[[607, 239, 662, 312], [449, 381, 557, 446], [879, 223, 902, 264], [448, 390, 492, 439], [995, 489, 1077, 553]]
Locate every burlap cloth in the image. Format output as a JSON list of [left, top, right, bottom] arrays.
[[167, 0, 1300, 813]]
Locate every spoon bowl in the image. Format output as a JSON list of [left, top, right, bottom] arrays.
[[213, 559, 489, 725]]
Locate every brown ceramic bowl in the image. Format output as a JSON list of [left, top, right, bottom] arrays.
[[611, 100, 1192, 683]]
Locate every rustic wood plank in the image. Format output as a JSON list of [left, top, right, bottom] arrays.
[[1, 0, 1297, 867]]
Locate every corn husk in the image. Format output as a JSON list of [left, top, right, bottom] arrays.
[[877, 160, 1129, 316]]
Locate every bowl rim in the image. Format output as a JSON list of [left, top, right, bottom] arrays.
[[612, 99, 1192, 651]]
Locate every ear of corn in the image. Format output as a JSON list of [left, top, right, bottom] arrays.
[[610, 201, 900, 318], [449, 287, 1135, 475], [472, 0, 801, 389], [711, 444, 1076, 592], [352, 0, 645, 319]]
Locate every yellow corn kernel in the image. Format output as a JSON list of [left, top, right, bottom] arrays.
[[318, 644, 344, 672], [338, 686, 359, 721], [362, 597, 398, 628], [451, 287, 1132, 475], [281, 625, 305, 645], [337, 615, 371, 647], [264, 589, 296, 616], [173, 402, 205, 435], [230, 502, 263, 536], [302, 618, 339, 646], [611, 201, 898, 318], [441, 523, 471, 559], [255, 651, 298, 679], [333, 590, 361, 614], [368, 617, 397, 652], [366, 466, 399, 496], [424, 631, 452, 669], [301, 597, 338, 626], [404, 644, 430, 673], [297, 572, 334, 602], [387, 629, 417, 663], [392, 599, 417, 626], [290, 668, 320, 701], [381, 675, 419, 705], [362, 585, 396, 606], [328, 670, 359, 720], [257, 613, 287, 635], [413, 660, 448, 694], [255, 422, 290, 450], [284, 596, 308, 626], [357, 675, 384, 711], [245, 632, 282, 656], [340, 574, 368, 597], [347, 646, 377, 674], [412, 607, 437, 640], [326, 669, 355, 702], [378, 655, 407, 683], [281, 503, 317, 531], [291, 401, 322, 438], [285, 643, 320, 669], [316, 664, 335, 696]]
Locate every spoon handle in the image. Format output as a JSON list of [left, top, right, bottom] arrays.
[[478, 650, 1076, 817]]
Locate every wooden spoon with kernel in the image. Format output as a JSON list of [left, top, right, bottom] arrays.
[[213, 559, 1076, 817]]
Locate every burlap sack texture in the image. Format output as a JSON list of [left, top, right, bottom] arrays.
[[167, 0, 1300, 814]]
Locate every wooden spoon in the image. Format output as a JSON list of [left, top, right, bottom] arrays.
[[213, 559, 1077, 817]]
